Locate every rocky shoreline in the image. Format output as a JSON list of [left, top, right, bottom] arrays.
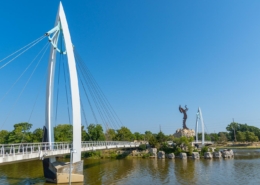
[[78, 147, 235, 160]]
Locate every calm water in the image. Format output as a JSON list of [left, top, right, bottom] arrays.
[[0, 149, 260, 185]]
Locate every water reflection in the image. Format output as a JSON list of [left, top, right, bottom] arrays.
[[174, 158, 197, 184], [1, 149, 260, 185]]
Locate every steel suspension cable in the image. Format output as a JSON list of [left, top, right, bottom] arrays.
[[0, 36, 46, 70], [75, 50, 123, 127], [80, 99, 89, 128], [77, 60, 108, 127], [77, 60, 117, 129], [21, 67, 48, 143], [75, 55, 120, 129], [0, 35, 45, 63], [0, 43, 49, 130], [27, 62, 49, 124], [0, 42, 49, 104], [79, 77, 99, 124]]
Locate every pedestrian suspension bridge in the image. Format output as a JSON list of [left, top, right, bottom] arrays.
[[0, 2, 139, 183]]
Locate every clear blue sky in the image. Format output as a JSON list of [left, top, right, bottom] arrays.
[[0, 0, 260, 135]]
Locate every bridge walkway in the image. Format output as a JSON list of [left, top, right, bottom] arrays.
[[0, 141, 139, 165]]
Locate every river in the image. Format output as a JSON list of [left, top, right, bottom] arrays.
[[0, 149, 260, 185]]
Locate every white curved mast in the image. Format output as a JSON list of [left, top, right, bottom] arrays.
[[45, 2, 81, 163], [195, 107, 205, 146]]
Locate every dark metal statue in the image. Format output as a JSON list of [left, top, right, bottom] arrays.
[[179, 105, 189, 129]]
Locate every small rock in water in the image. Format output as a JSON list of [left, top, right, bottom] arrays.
[[204, 152, 212, 159], [192, 152, 200, 159], [157, 151, 165, 159], [168, 153, 175, 159], [180, 152, 187, 159]]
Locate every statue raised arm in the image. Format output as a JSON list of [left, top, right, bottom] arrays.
[[179, 105, 188, 129]]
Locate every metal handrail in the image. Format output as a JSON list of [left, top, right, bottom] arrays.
[[0, 141, 140, 158]]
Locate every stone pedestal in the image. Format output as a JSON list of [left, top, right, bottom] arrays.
[[204, 152, 212, 159], [173, 128, 195, 138], [149, 148, 157, 157], [221, 149, 234, 158], [180, 153, 187, 159], [158, 151, 165, 159], [213, 151, 222, 158], [168, 153, 175, 159], [43, 159, 84, 184], [192, 152, 200, 159]]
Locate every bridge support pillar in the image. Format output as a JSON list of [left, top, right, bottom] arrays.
[[44, 160, 84, 184], [43, 2, 83, 183]]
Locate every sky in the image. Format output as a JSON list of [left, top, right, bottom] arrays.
[[0, 0, 260, 135]]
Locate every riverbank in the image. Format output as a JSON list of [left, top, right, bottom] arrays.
[[213, 142, 260, 149]]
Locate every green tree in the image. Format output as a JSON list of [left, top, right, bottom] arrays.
[[87, 124, 105, 141], [174, 136, 193, 155], [167, 134, 175, 141], [197, 133, 211, 141], [218, 132, 229, 143], [245, 131, 259, 142], [31, 128, 43, 142], [156, 131, 167, 143], [54, 124, 73, 142], [134, 132, 144, 141], [115, 126, 134, 141], [226, 122, 239, 141], [144, 131, 153, 141], [226, 122, 260, 141], [7, 122, 32, 143], [82, 126, 88, 141], [236, 131, 246, 142], [209, 133, 218, 142], [105, 129, 116, 141], [0, 130, 9, 144], [148, 136, 158, 148]]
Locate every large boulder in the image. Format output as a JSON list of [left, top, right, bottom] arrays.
[[168, 153, 175, 159], [213, 151, 222, 158], [192, 152, 200, 159], [204, 152, 212, 159], [149, 148, 157, 157], [221, 149, 234, 158], [158, 151, 165, 159], [173, 128, 195, 138], [180, 153, 187, 159]]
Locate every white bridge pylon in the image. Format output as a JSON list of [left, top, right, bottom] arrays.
[[45, 2, 81, 163], [195, 107, 205, 146]]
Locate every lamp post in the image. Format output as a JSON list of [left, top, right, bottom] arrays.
[[69, 149, 77, 185]]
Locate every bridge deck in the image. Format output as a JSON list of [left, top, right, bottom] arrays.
[[0, 141, 139, 165]]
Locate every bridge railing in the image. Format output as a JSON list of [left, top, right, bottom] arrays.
[[0, 141, 140, 158], [0, 142, 71, 158]]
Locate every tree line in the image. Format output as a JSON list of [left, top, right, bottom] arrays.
[[0, 121, 259, 144], [0, 122, 173, 144], [195, 122, 260, 143]]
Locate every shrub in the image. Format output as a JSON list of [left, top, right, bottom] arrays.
[[142, 153, 151, 158], [200, 146, 208, 156], [83, 151, 101, 158], [138, 144, 147, 151], [174, 146, 182, 156]]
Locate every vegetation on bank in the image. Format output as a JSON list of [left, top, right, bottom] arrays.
[[0, 121, 260, 157]]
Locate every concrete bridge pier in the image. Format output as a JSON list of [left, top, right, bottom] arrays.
[[43, 159, 84, 184], [42, 125, 84, 184]]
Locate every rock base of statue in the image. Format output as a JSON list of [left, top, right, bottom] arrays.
[[173, 128, 195, 138]]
